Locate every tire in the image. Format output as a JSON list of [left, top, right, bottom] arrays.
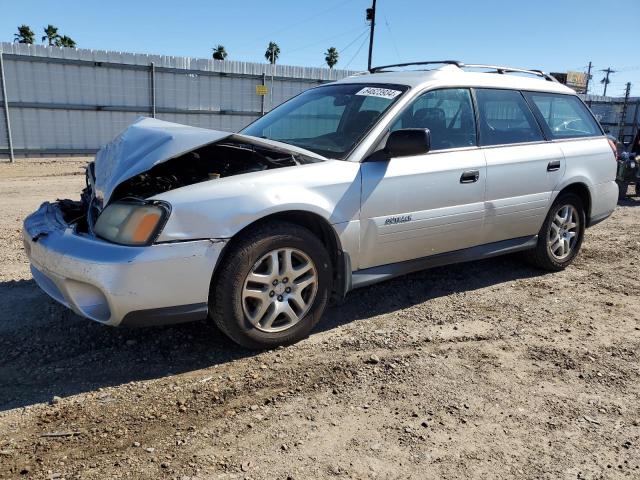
[[616, 180, 627, 201], [524, 193, 585, 271], [209, 221, 332, 349], [636, 182, 640, 197]]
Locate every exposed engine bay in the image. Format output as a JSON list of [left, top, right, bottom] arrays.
[[109, 141, 315, 202], [58, 140, 318, 233]]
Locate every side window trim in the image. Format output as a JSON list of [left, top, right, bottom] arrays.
[[469, 88, 482, 147], [519, 90, 552, 141]]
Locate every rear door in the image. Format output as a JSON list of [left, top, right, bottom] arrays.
[[359, 88, 486, 269], [476, 88, 565, 244]]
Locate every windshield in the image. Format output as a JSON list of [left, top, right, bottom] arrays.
[[242, 83, 408, 159]]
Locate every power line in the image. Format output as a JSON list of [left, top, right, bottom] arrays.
[[235, 0, 358, 49], [286, 26, 365, 55], [345, 31, 370, 69], [339, 28, 370, 54], [384, 16, 402, 62], [315, 28, 369, 68]]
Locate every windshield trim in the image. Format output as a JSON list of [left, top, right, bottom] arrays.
[[240, 82, 410, 160]]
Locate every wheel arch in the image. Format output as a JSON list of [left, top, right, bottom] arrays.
[[556, 182, 592, 225], [210, 210, 347, 304]]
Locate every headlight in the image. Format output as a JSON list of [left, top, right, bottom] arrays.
[[94, 200, 170, 246]]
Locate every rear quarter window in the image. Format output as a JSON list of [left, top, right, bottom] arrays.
[[523, 92, 602, 139]]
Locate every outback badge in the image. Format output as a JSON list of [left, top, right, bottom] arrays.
[[384, 214, 412, 225]]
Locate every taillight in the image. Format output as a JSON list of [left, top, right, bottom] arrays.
[[607, 138, 618, 159]]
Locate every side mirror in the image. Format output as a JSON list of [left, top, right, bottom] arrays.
[[385, 128, 431, 158]]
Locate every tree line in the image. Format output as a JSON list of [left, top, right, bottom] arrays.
[[215, 42, 339, 69], [14, 24, 76, 48], [12, 25, 341, 69]]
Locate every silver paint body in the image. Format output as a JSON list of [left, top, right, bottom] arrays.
[[23, 66, 618, 326]]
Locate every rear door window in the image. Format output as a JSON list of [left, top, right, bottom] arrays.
[[523, 92, 602, 139], [475, 89, 545, 146]]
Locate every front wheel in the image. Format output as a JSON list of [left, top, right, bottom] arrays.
[[209, 221, 332, 349], [524, 193, 585, 271]]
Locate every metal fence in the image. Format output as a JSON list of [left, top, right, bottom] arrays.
[[2, 42, 638, 161], [0, 42, 357, 160], [582, 94, 640, 144]]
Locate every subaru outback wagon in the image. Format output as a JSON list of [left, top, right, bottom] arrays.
[[24, 61, 618, 348]]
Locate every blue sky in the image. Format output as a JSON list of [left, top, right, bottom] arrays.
[[2, 0, 639, 96]]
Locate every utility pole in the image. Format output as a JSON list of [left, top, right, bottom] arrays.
[[0, 51, 14, 163], [600, 67, 615, 97], [618, 82, 631, 142], [632, 100, 639, 147], [584, 61, 592, 95], [366, 0, 377, 72]]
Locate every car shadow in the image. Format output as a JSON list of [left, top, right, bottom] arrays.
[[0, 254, 545, 411], [316, 253, 546, 333]]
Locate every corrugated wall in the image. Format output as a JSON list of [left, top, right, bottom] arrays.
[[0, 42, 358, 158], [581, 94, 640, 142]]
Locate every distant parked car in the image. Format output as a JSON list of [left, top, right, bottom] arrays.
[[24, 61, 618, 348]]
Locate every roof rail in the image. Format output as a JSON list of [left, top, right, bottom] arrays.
[[368, 60, 558, 83], [369, 60, 463, 73], [461, 64, 559, 83]]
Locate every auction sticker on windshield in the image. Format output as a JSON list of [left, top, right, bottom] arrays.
[[355, 87, 402, 99]]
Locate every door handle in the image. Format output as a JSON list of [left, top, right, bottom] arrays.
[[547, 160, 561, 172], [460, 170, 480, 183]]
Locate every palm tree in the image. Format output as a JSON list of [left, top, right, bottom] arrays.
[[325, 47, 339, 69], [14, 25, 35, 44], [57, 35, 76, 48], [212, 45, 227, 61], [42, 24, 60, 46], [264, 41, 280, 65], [264, 42, 280, 111]]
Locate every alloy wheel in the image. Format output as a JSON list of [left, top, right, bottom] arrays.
[[547, 204, 579, 261], [241, 248, 318, 333]]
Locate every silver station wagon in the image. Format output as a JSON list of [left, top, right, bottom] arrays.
[[24, 61, 618, 348]]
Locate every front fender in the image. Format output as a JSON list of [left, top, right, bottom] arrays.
[[152, 160, 362, 242]]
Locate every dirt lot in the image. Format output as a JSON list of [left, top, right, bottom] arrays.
[[0, 160, 639, 480]]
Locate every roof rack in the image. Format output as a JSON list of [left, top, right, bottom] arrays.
[[461, 64, 559, 83], [368, 60, 558, 83], [369, 60, 463, 73]]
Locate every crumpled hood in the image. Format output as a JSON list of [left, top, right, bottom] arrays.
[[94, 117, 326, 205]]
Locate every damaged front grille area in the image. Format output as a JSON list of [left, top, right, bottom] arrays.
[[108, 141, 314, 202], [55, 139, 319, 237]]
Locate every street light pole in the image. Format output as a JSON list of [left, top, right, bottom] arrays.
[[366, 0, 377, 72]]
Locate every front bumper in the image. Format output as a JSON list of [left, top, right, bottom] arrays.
[[23, 202, 226, 326]]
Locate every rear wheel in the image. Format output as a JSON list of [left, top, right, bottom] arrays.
[[209, 221, 332, 349], [524, 193, 585, 271]]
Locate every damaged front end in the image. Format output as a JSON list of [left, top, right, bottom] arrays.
[[24, 116, 330, 326], [57, 117, 324, 244]]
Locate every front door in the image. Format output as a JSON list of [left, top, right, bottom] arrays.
[[358, 88, 486, 269]]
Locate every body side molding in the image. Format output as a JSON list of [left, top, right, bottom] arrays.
[[349, 235, 538, 290]]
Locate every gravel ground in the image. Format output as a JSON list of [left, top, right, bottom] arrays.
[[0, 160, 639, 479]]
